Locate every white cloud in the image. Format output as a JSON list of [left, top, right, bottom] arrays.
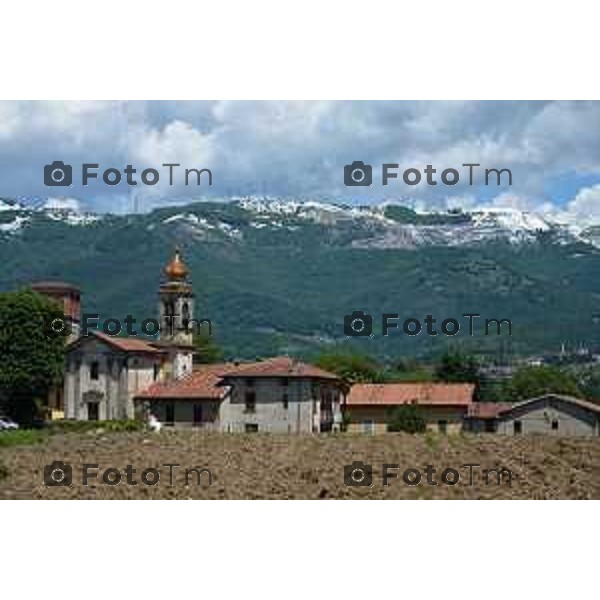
[[0, 101, 599, 217], [550, 184, 600, 227]]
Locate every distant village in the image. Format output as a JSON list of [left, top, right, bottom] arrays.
[[17, 249, 600, 438]]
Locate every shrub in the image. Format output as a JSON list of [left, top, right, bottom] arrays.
[[387, 404, 426, 433]]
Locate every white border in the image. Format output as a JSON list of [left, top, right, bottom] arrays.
[[1, 4, 599, 599], [1, 501, 596, 600], [0, 1, 598, 99]]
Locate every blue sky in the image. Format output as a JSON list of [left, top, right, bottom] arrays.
[[1, 100, 600, 223]]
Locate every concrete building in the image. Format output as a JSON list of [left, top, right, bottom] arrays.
[[62, 248, 196, 421], [219, 357, 343, 433], [135, 363, 238, 429], [344, 382, 475, 434], [136, 357, 344, 433], [64, 332, 164, 420], [464, 402, 513, 433], [495, 394, 600, 437]]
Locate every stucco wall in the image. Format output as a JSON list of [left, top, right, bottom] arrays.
[[346, 405, 467, 434], [64, 338, 160, 420], [219, 378, 341, 433], [145, 399, 221, 428], [497, 397, 600, 437]]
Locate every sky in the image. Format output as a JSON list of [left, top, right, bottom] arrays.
[[2, 100, 600, 224]]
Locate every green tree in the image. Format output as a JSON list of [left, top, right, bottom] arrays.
[[192, 331, 223, 364], [503, 365, 582, 401], [0, 289, 65, 424], [572, 366, 600, 404], [315, 352, 384, 383], [435, 350, 480, 384], [386, 358, 435, 382], [387, 404, 426, 433]]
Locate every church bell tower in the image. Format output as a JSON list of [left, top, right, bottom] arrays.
[[158, 248, 194, 379]]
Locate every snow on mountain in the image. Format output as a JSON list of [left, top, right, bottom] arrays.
[[234, 198, 571, 248], [238, 196, 374, 223], [0, 195, 597, 248], [0, 198, 24, 212], [42, 197, 82, 212], [161, 212, 241, 239], [469, 207, 551, 233], [0, 215, 29, 234]]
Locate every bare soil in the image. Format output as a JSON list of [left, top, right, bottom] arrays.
[[1, 431, 599, 499]]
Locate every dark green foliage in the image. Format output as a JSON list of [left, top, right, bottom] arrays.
[[574, 366, 600, 403], [1, 201, 600, 361], [315, 352, 385, 383], [0, 289, 65, 424], [503, 366, 582, 401], [193, 331, 224, 364], [385, 358, 434, 382], [386, 404, 426, 433], [384, 205, 471, 225], [435, 350, 479, 383], [341, 410, 352, 432]]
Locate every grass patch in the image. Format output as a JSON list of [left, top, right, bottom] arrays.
[[0, 429, 49, 447], [45, 420, 144, 434], [424, 431, 439, 450]]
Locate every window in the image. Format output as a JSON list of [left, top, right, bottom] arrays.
[[551, 419, 559, 431], [245, 423, 259, 433], [484, 420, 496, 433], [513, 420, 522, 435], [362, 420, 375, 434], [165, 403, 175, 424], [182, 302, 190, 330], [90, 361, 99, 380], [245, 378, 255, 387], [193, 404, 203, 426], [438, 420, 448, 434], [245, 390, 256, 413], [282, 393, 289, 410], [280, 377, 289, 387]]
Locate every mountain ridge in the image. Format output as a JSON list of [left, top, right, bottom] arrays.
[[1, 196, 600, 361]]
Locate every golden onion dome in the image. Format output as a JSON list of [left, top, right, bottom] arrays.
[[164, 248, 189, 281]]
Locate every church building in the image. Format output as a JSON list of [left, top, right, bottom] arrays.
[[37, 248, 346, 432], [62, 249, 196, 420]]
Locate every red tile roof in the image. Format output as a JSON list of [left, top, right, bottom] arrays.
[[467, 402, 513, 419], [89, 331, 163, 354], [136, 363, 241, 400], [220, 356, 340, 380], [346, 383, 475, 407]]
